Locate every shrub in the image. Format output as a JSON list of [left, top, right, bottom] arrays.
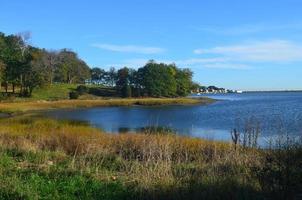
[[121, 85, 132, 98], [0, 93, 17, 101], [69, 91, 79, 99], [76, 85, 89, 95], [88, 87, 118, 97]]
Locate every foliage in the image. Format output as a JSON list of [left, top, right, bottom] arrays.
[[69, 91, 79, 99], [54, 49, 90, 84], [116, 67, 132, 97], [89, 61, 195, 98], [76, 85, 89, 95], [0, 32, 90, 97], [0, 116, 301, 199], [1, 31, 196, 99]]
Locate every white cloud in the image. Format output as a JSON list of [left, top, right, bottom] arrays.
[[194, 40, 302, 63], [203, 63, 250, 70], [105, 58, 249, 70], [92, 44, 165, 54], [193, 22, 302, 35], [176, 58, 229, 65]]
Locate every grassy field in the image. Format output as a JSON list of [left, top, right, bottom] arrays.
[[0, 115, 301, 200], [30, 84, 79, 100], [0, 84, 79, 101]]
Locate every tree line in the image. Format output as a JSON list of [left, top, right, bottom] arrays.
[[0, 32, 197, 98], [0, 32, 90, 96], [90, 61, 196, 97]]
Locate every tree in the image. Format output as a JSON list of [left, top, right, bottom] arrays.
[[91, 67, 106, 84], [40, 50, 58, 85], [116, 67, 131, 97], [55, 49, 90, 84], [0, 33, 5, 91], [137, 61, 177, 97], [21, 47, 51, 96], [175, 68, 193, 96], [105, 67, 117, 87], [0, 32, 91, 96], [0, 60, 5, 92], [1, 34, 26, 93], [0, 31, 196, 98]]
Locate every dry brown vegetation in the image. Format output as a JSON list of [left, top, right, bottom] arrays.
[[0, 97, 213, 114], [0, 115, 301, 200]]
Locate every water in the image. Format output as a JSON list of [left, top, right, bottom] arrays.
[[44, 92, 302, 144], [0, 113, 10, 118]]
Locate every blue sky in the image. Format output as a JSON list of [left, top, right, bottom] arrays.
[[1, 0, 302, 90]]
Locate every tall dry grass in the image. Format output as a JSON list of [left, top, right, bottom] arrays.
[[0, 115, 300, 199], [0, 97, 213, 114]]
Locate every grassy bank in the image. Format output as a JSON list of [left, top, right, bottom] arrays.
[[0, 115, 301, 199], [0, 83, 215, 114], [0, 97, 213, 114]]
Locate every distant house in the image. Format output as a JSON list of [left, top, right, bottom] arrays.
[[192, 85, 230, 94]]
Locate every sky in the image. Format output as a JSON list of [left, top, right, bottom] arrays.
[[1, 0, 302, 91]]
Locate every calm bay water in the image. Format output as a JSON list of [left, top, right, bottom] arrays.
[[44, 92, 302, 144]]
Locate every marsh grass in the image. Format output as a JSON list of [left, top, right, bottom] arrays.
[[0, 115, 301, 199], [0, 97, 213, 114]]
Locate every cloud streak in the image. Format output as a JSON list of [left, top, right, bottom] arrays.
[[202, 63, 250, 70], [194, 40, 302, 63], [101, 40, 302, 70], [106, 58, 249, 70], [194, 22, 302, 35], [92, 44, 165, 54]]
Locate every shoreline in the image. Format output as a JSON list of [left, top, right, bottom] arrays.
[[0, 97, 215, 115], [0, 114, 299, 199]]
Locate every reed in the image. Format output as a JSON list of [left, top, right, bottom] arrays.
[[0, 97, 214, 114], [0, 115, 301, 199]]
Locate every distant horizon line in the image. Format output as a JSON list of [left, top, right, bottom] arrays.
[[242, 89, 302, 92]]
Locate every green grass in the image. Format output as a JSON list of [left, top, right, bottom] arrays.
[[0, 150, 132, 200], [30, 84, 79, 101], [0, 115, 301, 199]]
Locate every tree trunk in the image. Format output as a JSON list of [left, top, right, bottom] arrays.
[[20, 75, 23, 94], [5, 82, 8, 93]]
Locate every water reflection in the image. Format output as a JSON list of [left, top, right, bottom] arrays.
[[44, 92, 302, 145]]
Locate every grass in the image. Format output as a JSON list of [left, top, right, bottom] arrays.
[[0, 83, 215, 114], [0, 115, 301, 199], [0, 84, 300, 199], [0, 97, 214, 114], [30, 83, 79, 101], [0, 84, 79, 102]]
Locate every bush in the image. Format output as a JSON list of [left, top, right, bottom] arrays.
[[0, 93, 17, 101], [88, 87, 118, 97], [76, 85, 89, 95], [69, 91, 79, 99], [121, 85, 132, 98]]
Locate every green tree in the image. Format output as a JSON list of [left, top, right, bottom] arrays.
[[137, 61, 177, 97], [1, 34, 26, 93], [55, 49, 90, 84], [91, 67, 106, 84], [105, 67, 117, 87], [116, 67, 131, 97], [20, 48, 51, 96], [175, 68, 193, 96]]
